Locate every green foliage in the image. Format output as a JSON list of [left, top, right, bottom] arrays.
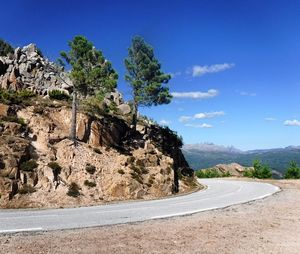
[[284, 161, 300, 179], [20, 160, 38, 172], [0, 39, 14, 56], [67, 182, 80, 197], [196, 168, 231, 178], [48, 90, 70, 100], [243, 168, 255, 178], [1, 115, 26, 126], [253, 160, 272, 179], [118, 169, 125, 175], [84, 180, 96, 188], [48, 162, 62, 175], [243, 160, 272, 179], [125, 36, 172, 127], [59, 35, 118, 96], [0, 88, 36, 105], [85, 164, 96, 174]]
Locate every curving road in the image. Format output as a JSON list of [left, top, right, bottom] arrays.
[[0, 179, 280, 234]]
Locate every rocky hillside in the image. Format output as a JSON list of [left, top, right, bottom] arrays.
[[0, 45, 197, 208], [199, 163, 253, 177]]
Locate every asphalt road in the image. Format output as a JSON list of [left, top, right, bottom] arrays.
[[0, 179, 280, 234]]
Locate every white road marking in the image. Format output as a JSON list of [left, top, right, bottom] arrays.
[[0, 227, 43, 233], [150, 207, 219, 219]]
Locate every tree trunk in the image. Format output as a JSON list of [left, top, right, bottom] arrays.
[[71, 91, 77, 146], [132, 101, 138, 130]]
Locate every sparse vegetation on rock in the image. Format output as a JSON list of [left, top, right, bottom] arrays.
[[19, 160, 38, 172], [84, 180, 96, 188], [85, 164, 96, 174], [48, 90, 70, 101], [67, 182, 81, 197], [0, 39, 197, 208]]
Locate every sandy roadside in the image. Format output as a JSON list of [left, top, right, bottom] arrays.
[[0, 179, 299, 254]]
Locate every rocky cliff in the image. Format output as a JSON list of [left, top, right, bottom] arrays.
[[0, 44, 197, 208]]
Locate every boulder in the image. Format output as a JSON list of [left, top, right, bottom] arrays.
[[117, 104, 131, 115]]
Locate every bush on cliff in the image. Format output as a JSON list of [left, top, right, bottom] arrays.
[[0, 88, 35, 105], [48, 90, 70, 101]]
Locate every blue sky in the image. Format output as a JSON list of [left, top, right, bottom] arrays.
[[2, 0, 300, 150]]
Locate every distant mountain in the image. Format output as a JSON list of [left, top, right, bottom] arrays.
[[183, 143, 300, 177]]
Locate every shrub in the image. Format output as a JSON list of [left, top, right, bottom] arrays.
[[67, 182, 80, 197], [18, 184, 36, 194], [19, 160, 38, 172], [196, 168, 231, 178], [131, 165, 141, 175], [93, 148, 102, 154], [243, 160, 272, 179], [118, 169, 125, 175], [253, 160, 272, 179], [48, 162, 62, 180], [48, 161, 62, 171], [243, 169, 254, 178], [49, 90, 70, 101], [85, 164, 96, 174], [84, 180, 96, 187], [130, 172, 143, 184], [0, 88, 35, 105], [1, 116, 26, 126], [17, 89, 35, 99], [284, 161, 300, 179]]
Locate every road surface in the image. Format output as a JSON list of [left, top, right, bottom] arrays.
[[0, 179, 280, 234]]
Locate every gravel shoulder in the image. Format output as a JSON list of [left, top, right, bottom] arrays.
[[1, 179, 299, 254]]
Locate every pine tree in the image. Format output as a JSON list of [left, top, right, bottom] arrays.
[[0, 39, 14, 56], [124, 36, 172, 129], [59, 35, 118, 144], [284, 161, 300, 179]]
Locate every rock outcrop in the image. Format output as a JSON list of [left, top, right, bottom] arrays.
[[0, 44, 72, 95], [0, 43, 197, 208], [202, 163, 253, 177], [0, 104, 196, 208]]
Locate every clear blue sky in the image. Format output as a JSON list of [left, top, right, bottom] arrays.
[[2, 0, 300, 150]]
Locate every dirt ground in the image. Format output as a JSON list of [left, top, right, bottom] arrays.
[[1, 179, 300, 254]]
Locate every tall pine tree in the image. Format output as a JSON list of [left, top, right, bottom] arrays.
[[124, 36, 172, 129], [59, 35, 118, 144]]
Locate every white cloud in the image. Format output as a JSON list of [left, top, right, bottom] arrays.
[[171, 89, 219, 99], [192, 63, 234, 77], [185, 123, 213, 128], [265, 117, 277, 121], [194, 111, 225, 119], [179, 116, 192, 122], [284, 119, 300, 126], [159, 119, 171, 125], [240, 91, 257, 96]]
